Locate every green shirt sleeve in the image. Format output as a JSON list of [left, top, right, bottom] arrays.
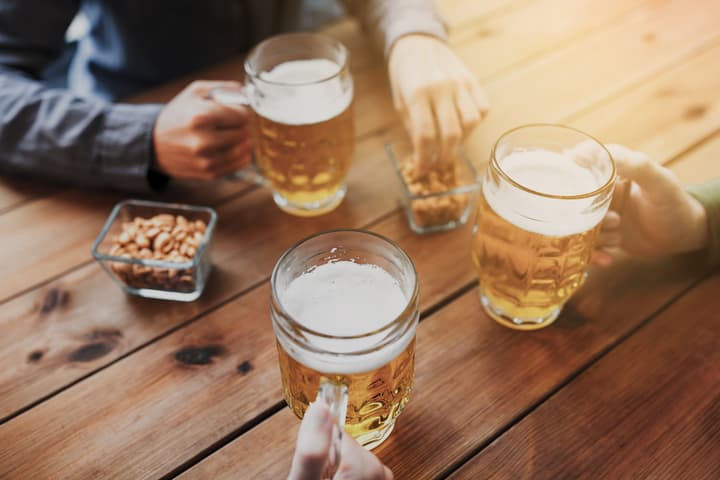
[[687, 178, 720, 270]]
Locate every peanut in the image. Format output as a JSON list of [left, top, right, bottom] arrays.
[[107, 213, 208, 293], [401, 156, 470, 229]]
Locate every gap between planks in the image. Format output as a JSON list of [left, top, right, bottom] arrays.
[[433, 271, 714, 479]]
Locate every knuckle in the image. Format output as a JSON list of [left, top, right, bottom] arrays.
[[197, 158, 214, 173], [190, 114, 210, 129], [189, 137, 211, 156]]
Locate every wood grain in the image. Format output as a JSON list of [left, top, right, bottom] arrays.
[[179, 255, 708, 480], [3, 0, 720, 433], [2, 0, 720, 477], [0, 124, 405, 421], [463, 0, 720, 166], [0, 212, 478, 479], [571, 41, 720, 164], [451, 273, 720, 480], [450, 0, 651, 78], [670, 131, 720, 184]]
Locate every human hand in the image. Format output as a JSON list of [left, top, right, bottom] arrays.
[[388, 34, 489, 175], [153, 81, 252, 180], [288, 401, 394, 480], [593, 144, 708, 266]]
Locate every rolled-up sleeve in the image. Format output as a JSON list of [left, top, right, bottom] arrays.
[[0, 0, 165, 193], [341, 0, 448, 57]]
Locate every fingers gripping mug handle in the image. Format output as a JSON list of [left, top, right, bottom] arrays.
[[317, 380, 349, 480], [209, 86, 268, 186]]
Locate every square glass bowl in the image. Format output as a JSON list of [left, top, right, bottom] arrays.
[[92, 199, 217, 302], [386, 142, 481, 234]]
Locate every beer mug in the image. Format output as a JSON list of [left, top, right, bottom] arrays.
[[472, 124, 615, 330], [211, 33, 354, 217], [271, 230, 419, 450]]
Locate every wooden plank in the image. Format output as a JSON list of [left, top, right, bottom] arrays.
[[463, 0, 720, 167], [0, 181, 255, 303], [451, 273, 720, 480], [570, 43, 720, 167], [450, 0, 650, 78], [178, 255, 708, 480], [0, 124, 406, 421], [4, 0, 720, 431], [0, 179, 59, 214], [670, 131, 720, 184], [0, 212, 478, 479], [0, 196, 709, 479], [436, 0, 533, 30]]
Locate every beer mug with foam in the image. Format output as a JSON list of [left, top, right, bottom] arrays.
[[271, 230, 419, 451], [211, 33, 354, 217], [472, 124, 615, 330]]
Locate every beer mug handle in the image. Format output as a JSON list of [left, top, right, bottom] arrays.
[[209, 86, 269, 187], [317, 380, 349, 479]]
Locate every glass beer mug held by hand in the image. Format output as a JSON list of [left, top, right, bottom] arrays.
[[271, 230, 419, 450], [210, 33, 355, 217], [471, 124, 615, 330]]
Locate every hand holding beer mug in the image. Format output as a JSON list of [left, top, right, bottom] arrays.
[[271, 230, 419, 450], [472, 125, 615, 329], [212, 33, 354, 217]]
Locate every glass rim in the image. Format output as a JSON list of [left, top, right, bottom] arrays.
[[244, 32, 349, 87], [490, 123, 616, 200], [271, 229, 419, 341]]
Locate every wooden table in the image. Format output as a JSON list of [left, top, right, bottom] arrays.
[[1, 0, 719, 478]]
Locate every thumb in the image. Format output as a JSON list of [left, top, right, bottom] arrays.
[[606, 144, 675, 190], [288, 401, 333, 480]]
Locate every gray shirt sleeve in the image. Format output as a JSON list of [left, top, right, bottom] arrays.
[[341, 0, 448, 57], [0, 0, 165, 193]]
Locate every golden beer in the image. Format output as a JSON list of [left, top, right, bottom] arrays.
[[250, 95, 354, 214], [472, 193, 599, 328], [271, 231, 419, 449], [473, 125, 615, 329], [277, 337, 415, 446], [212, 34, 355, 217]]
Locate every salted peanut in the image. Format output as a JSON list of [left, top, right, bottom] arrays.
[[145, 227, 160, 240], [153, 231, 171, 252], [154, 213, 175, 227], [109, 212, 207, 291], [135, 233, 150, 249], [117, 231, 131, 244]]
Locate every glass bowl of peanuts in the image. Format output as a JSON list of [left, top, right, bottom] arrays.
[[92, 199, 217, 301], [386, 142, 481, 235]]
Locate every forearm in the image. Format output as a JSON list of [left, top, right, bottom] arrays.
[[341, 0, 448, 57], [0, 70, 164, 192], [687, 178, 720, 269]]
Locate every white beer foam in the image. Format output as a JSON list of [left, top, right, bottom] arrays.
[[254, 59, 353, 126], [278, 261, 414, 374], [484, 149, 608, 237]]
